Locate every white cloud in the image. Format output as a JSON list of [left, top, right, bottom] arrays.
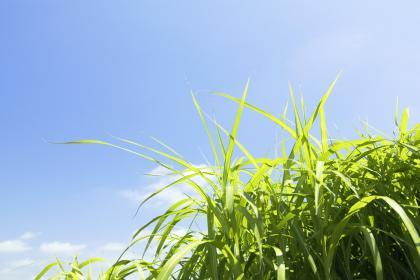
[[19, 231, 39, 240], [98, 242, 127, 252], [0, 259, 36, 278], [40, 242, 86, 255], [0, 240, 31, 253], [120, 164, 214, 206], [120, 187, 187, 206], [8, 259, 35, 269], [146, 165, 173, 176]]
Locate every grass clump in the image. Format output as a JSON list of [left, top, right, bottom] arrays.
[[37, 79, 420, 279]]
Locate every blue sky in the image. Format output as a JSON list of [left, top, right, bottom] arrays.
[[1, 0, 420, 278]]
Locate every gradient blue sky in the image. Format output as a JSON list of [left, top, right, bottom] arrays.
[[1, 1, 420, 278]]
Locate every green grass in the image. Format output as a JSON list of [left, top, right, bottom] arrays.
[[37, 80, 420, 279]]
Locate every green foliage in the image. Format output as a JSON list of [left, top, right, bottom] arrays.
[[38, 80, 420, 279]]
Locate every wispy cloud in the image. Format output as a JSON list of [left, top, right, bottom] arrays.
[[0, 231, 41, 253], [120, 164, 214, 207], [19, 231, 39, 240], [40, 242, 86, 255], [0, 258, 36, 275], [98, 242, 127, 253], [0, 240, 31, 253]]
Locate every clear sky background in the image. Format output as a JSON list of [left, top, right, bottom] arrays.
[[1, 1, 420, 278]]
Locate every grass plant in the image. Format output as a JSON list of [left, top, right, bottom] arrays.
[[37, 80, 420, 279]]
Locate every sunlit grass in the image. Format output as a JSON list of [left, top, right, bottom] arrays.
[[37, 79, 420, 279]]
